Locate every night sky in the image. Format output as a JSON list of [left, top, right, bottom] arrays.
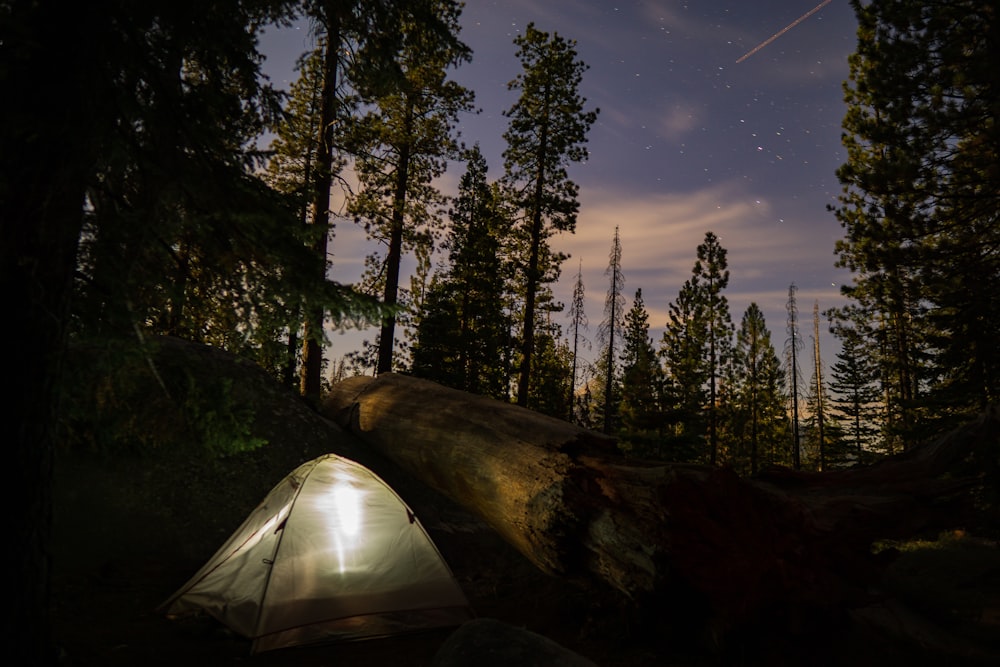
[[261, 0, 859, 371]]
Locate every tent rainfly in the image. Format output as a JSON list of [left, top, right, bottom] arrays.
[[159, 453, 473, 653]]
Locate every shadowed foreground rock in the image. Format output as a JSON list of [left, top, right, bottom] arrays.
[[431, 619, 598, 667], [323, 373, 999, 642]]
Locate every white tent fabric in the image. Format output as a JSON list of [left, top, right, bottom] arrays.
[[160, 454, 473, 653]]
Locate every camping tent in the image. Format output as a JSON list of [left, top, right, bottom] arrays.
[[159, 453, 473, 653]]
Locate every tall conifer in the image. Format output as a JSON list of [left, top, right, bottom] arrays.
[[828, 312, 885, 464], [659, 232, 733, 463], [348, 0, 474, 374], [786, 284, 804, 470], [660, 277, 709, 462], [3, 1, 302, 659], [502, 23, 598, 408], [834, 0, 1000, 436], [729, 303, 787, 474], [597, 226, 626, 434], [693, 232, 733, 465], [411, 146, 511, 398], [619, 289, 662, 457], [567, 260, 589, 422]]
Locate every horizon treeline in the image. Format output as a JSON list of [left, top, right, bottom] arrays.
[[16, 0, 998, 472]]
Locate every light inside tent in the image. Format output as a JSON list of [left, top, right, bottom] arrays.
[[313, 476, 366, 573], [332, 480, 362, 537]]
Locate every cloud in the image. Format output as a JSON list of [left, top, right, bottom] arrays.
[[571, 181, 807, 277], [558, 179, 848, 359], [656, 102, 700, 140], [324, 175, 849, 364]]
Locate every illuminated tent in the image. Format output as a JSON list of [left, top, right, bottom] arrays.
[[159, 453, 473, 654]]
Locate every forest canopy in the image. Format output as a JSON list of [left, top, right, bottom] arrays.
[[5, 0, 997, 475]]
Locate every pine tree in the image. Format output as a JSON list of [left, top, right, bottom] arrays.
[[809, 300, 830, 470], [576, 375, 597, 431], [262, 0, 437, 399], [802, 378, 844, 471], [619, 289, 663, 457], [597, 226, 626, 434], [264, 46, 326, 211], [828, 312, 885, 465], [298, 5, 344, 400], [502, 23, 599, 408], [715, 352, 741, 469], [348, 0, 474, 374], [567, 260, 589, 423], [660, 278, 709, 462], [658, 236, 735, 465], [71, 6, 306, 346], [834, 0, 1000, 437], [409, 274, 463, 385], [693, 231, 734, 465], [802, 331, 842, 473], [3, 1, 304, 659], [728, 303, 788, 475], [410, 146, 512, 399], [263, 46, 333, 387], [785, 283, 804, 469], [529, 316, 574, 419]]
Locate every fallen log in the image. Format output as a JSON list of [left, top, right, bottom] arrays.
[[322, 373, 998, 636]]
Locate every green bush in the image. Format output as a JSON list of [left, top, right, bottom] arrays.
[[60, 337, 267, 459]]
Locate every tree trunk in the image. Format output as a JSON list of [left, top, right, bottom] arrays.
[[301, 6, 342, 403], [376, 113, 412, 375], [323, 373, 996, 636], [4, 4, 107, 663], [515, 94, 550, 408]]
